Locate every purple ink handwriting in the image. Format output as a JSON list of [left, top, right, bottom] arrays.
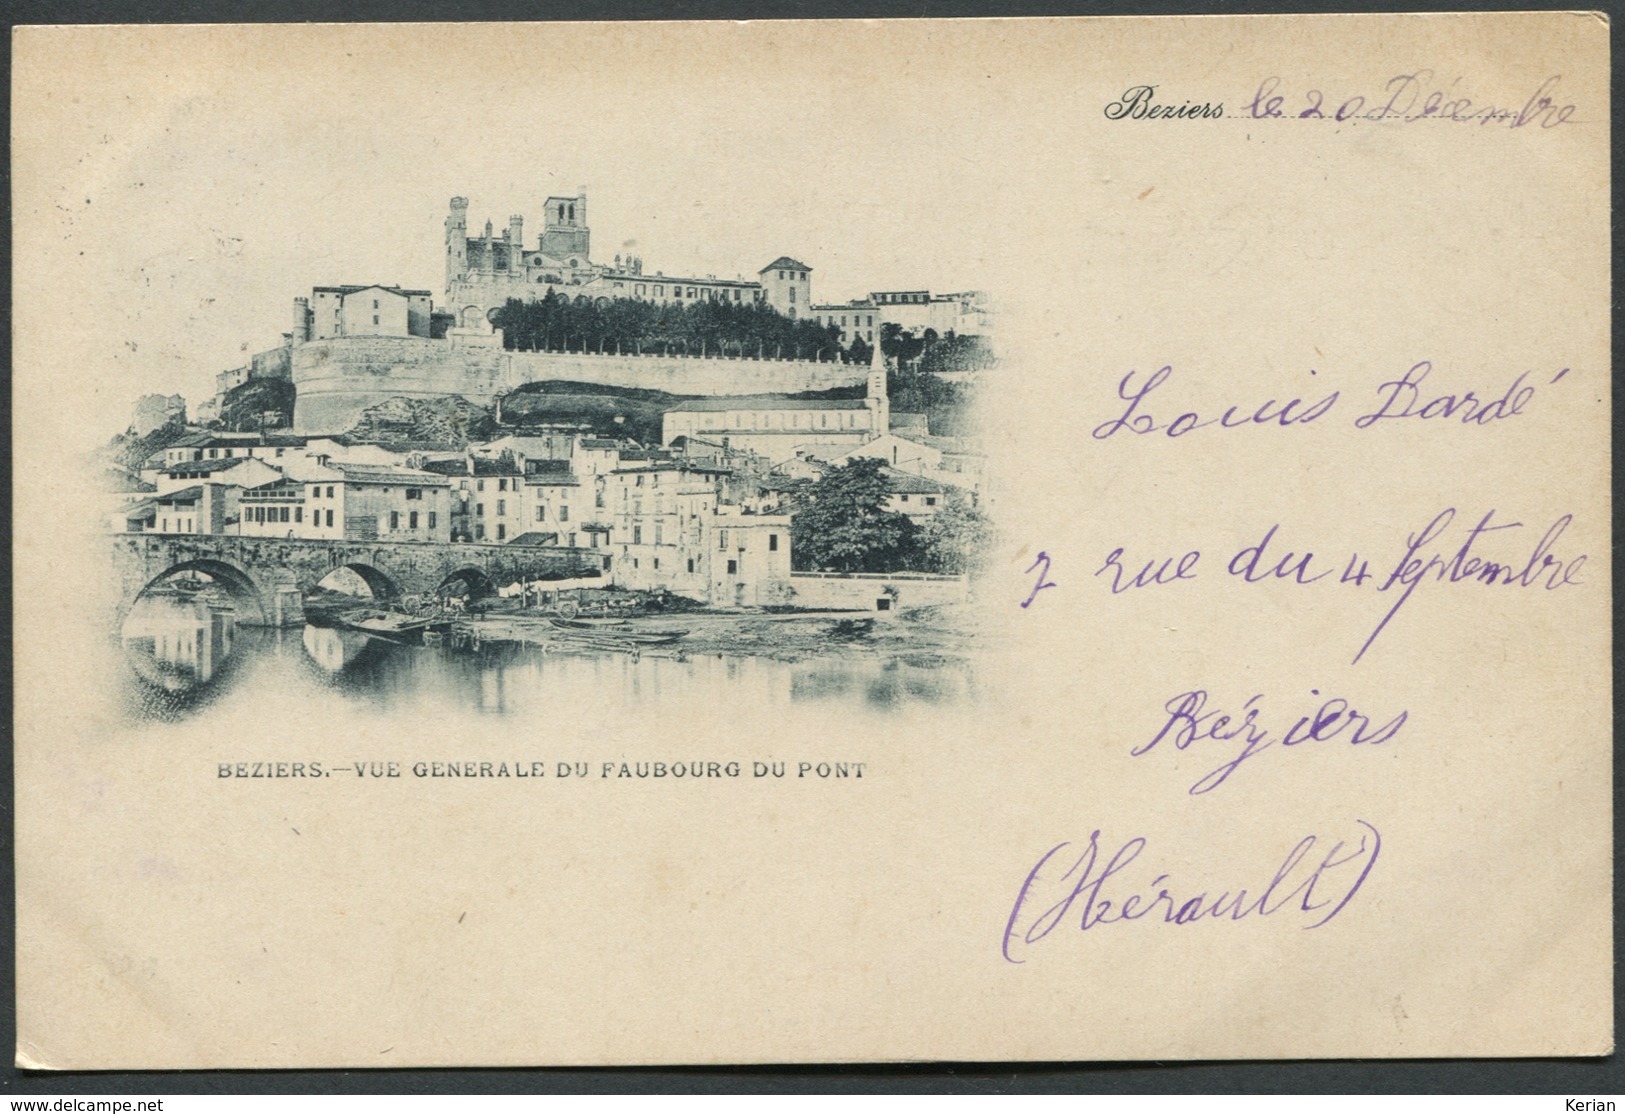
[[1092, 363, 1568, 440], [1091, 365, 1339, 439], [1134, 690, 1408, 795], [1021, 551, 1058, 608], [1354, 361, 1541, 428], [1093, 509, 1586, 664], [1001, 821, 1381, 962], [1247, 72, 1576, 128]]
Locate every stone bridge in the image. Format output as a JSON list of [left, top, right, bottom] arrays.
[[111, 534, 608, 627]]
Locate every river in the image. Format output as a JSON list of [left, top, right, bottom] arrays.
[[119, 593, 979, 725]]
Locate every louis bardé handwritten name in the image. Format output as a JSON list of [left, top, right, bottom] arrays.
[[1002, 822, 1381, 962], [1091, 361, 1558, 440]]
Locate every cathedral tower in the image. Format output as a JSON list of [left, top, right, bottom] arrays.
[[445, 197, 469, 292], [541, 191, 591, 265]]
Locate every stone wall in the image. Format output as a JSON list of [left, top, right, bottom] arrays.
[[785, 571, 967, 612], [506, 350, 862, 396], [293, 335, 867, 434]]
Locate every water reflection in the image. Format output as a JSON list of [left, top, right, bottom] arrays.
[[121, 594, 974, 722]]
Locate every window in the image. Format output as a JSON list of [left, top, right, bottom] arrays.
[[778, 271, 784, 280], [769, 534, 778, 551], [373, 315, 380, 326], [498, 478, 507, 492], [633, 526, 642, 544], [497, 499, 506, 516], [925, 497, 937, 507], [558, 506, 569, 522], [327, 486, 334, 499], [476, 524, 485, 540], [535, 505, 546, 522], [718, 530, 727, 550], [567, 533, 575, 546], [428, 512, 436, 529], [475, 503, 484, 517], [687, 558, 695, 574], [406, 488, 422, 500], [727, 559, 737, 574], [390, 511, 400, 530], [409, 511, 419, 529], [477, 479, 485, 492], [653, 558, 660, 570], [497, 524, 506, 540], [326, 509, 334, 527], [654, 524, 663, 544], [901, 494, 910, 502], [280, 507, 290, 523], [295, 507, 302, 523]]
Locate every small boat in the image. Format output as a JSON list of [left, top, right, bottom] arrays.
[[550, 616, 631, 630], [549, 623, 689, 647], [339, 609, 434, 641]]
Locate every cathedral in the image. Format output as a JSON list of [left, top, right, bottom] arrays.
[[443, 194, 812, 330]]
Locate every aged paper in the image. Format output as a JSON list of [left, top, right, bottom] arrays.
[[12, 16, 1610, 1067]]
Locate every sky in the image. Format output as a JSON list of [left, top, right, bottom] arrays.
[[15, 21, 1059, 447]]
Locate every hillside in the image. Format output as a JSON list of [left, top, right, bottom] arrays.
[[219, 377, 296, 432], [343, 395, 498, 447]]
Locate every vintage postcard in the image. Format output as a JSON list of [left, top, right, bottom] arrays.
[[12, 15, 1610, 1067]]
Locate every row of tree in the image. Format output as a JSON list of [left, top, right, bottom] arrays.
[[492, 292, 849, 362], [787, 458, 993, 577], [849, 324, 996, 377]]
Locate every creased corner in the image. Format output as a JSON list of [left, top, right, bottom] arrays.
[[16, 1039, 65, 1072]]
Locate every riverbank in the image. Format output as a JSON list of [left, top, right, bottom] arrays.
[[454, 605, 978, 665]]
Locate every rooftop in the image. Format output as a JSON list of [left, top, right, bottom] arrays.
[[418, 457, 522, 478], [311, 284, 434, 297], [329, 463, 451, 485], [667, 397, 869, 413], [759, 257, 812, 274], [164, 457, 250, 476], [155, 485, 205, 504], [880, 467, 952, 495]]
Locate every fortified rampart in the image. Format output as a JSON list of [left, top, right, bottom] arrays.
[[503, 350, 863, 396], [292, 336, 866, 433], [292, 336, 509, 432]]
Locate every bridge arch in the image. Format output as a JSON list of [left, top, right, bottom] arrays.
[[437, 566, 498, 600], [129, 558, 268, 626], [317, 562, 402, 602]]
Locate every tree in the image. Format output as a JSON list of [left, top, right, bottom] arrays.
[[789, 458, 921, 573], [916, 493, 995, 576]]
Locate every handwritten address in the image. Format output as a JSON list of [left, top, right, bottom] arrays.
[[1002, 822, 1381, 962]]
